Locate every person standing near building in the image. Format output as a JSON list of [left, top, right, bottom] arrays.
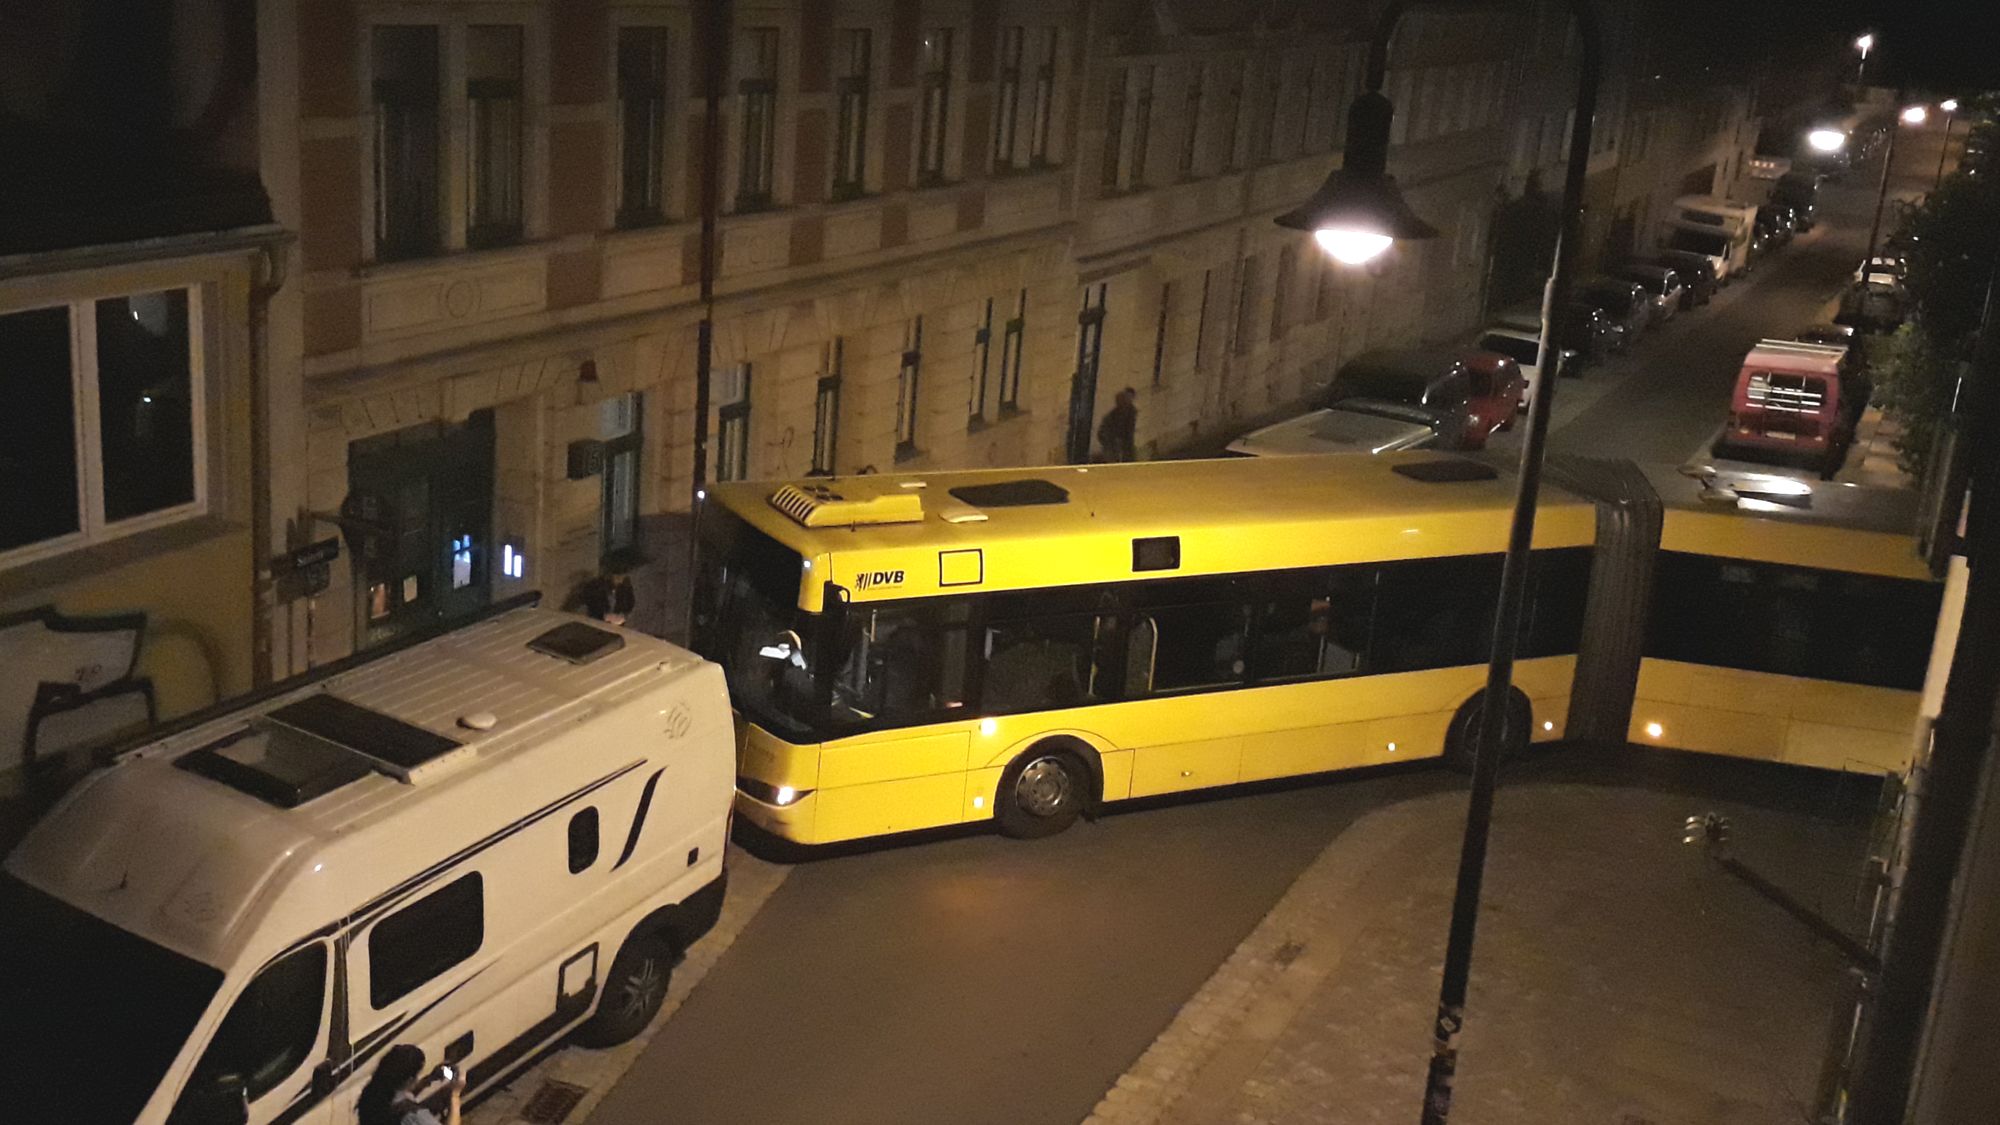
[[1097, 387, 1139, 462], [574, 552, 639, 627]]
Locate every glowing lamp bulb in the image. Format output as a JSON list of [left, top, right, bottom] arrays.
[[1807, 128, 1846, 153], [1854, 33, 1873, 54], [1941, 99, 1959, 113], [1901, 105, 1928, 126], [1644, 722, 1664, 739], [1314, 227, 1394, 266]]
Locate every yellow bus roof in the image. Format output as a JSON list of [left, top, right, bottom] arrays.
[[1644, 464, 1931, 581], [708, 453, 1599, 610]]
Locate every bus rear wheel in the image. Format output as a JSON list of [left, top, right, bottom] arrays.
[[995, 743, 1092, 839], [1442, 689, 1532, 774]]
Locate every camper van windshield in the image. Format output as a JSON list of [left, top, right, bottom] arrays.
[[1667, 228, 1728, 257], [0, 871, 224, 1124]]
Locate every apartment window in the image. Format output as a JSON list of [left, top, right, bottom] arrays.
[[1100, 68, 1126, 191], [716, 364, 751, 482], [1232, 256, 1259, 356], [1150, 283, 1173, 387], [1, 290, 205, 563], [968, 298, 994, 424], [993, 27, 1024, 170], [1193, 269, 1213, 368], [1069, 285, 1108, 464], [1129, 66, 1154, 188], [1179, 63, 1204, 178], [1261, 63, 1284, 161], [1028, 29, 1058, 165], [896, 317, 924, 458], [832, 30, 871, 199], [1272, 246, 1297, 340], [616, 26, 668, 226], [737, 28, 779, 208], [372, 25, 441, 260], [599, 393, 641, 557], [465, 26, 523, 248], [811, 341, 842, 476], [1221, 63, 1244, 171], [999, 290, 1027, 412], [917, 30, 954, 183]]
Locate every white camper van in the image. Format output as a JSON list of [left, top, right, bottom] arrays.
[[0, 605, 734, 1125], [1660, 194, 1755, 283]]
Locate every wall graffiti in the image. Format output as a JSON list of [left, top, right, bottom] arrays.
[[0, 607, 156, 774]]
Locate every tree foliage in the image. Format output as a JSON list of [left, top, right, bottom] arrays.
[[1873, 96, 2000, 478]]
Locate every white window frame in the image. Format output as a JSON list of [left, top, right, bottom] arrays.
[[0, 286, 210, 570]]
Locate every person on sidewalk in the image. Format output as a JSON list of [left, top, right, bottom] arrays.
[[573, 549, 644, 627], [1098, 387, 1139, 463], [357, 1044, 464, 1125]]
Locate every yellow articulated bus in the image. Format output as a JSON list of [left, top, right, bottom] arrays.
[[695, 455, 1943, 847]]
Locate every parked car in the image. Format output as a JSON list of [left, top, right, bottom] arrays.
[[1458, 349, 1531, 430], [1606, 263, 1686, 323], [1773, 171, 1820, 229], [1474, 325, 1576, 404], [1795, 322, 1855, 348], [1651, 250, 1718, 306], [1226, 399, 1445, 457], [1496, 305, 1616, 367], [1853, 255, 1905, 284], [1835, 276, 1908, 334], [1755, 204, 1794, 249], [1319, 348, 1522, 450], [1577, 278, 1652, 350], [1714, 339, 1867, 477]]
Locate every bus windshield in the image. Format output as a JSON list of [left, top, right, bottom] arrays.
[[693, 510, 825, 740], [0, 871, 224, 1124]]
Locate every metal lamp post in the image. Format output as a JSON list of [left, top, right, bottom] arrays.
[[1937, 98, 1961, 189], [1277, 2, 1599, 1121]]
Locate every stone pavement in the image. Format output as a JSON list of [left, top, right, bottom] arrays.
[[468, 847, 790, 1125], [1084, 771, 1873, 1125]]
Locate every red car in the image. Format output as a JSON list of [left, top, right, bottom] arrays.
[[1323, 349, 1525, 451]]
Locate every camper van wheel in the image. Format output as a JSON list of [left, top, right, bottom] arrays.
[[995, 742, 1092, 839], [1441, 689, 1532, 774], [574, 935, 675, 1047]]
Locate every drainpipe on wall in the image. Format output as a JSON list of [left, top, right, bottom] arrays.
[[249, 239, 290, 689], [685, 0, 730, 634]]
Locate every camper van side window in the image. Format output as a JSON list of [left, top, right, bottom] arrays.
[[369, 873, 485, 1008], [569, 808, 601, 873]]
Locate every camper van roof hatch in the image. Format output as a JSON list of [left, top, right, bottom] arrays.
[[175, 727, 374, 808], [529, 622, 626, 664]]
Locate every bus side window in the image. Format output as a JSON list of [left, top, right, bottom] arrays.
[[982, 614, 1100, 714], [1125, 617, 1159, 696], [834, 603, 971, 724], [1145, 602, 1251, 692], [1252, 569, 1376, 681]]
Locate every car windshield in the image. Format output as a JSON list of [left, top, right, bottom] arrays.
[[1478, 334, 1541, 365], [1667, 228, 1727, 257], [0, 871, 224, 1124]]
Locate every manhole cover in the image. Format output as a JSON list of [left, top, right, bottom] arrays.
[[520, 1079, 588, 1125]]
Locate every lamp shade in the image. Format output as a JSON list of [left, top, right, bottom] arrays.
[[1275, 89, 1439, 246]]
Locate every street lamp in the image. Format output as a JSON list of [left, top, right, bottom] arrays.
[[1807, 127, 1848, 154], [1277, 91, 1439, 264], [1902, 104, 1929, 126], [1278, 3, 1599, 1123], [1854, 32, 1874, 89], [1863, 91, 1924, 273], [1937, 98, 1962, 188]]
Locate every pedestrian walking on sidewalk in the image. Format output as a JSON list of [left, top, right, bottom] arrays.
[[357, 1044, 464, 1125], [1098, 387, 1139, 462]]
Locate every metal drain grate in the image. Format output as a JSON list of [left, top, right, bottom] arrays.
[[520, 1079, 589, 1125]]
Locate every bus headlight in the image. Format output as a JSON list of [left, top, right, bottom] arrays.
[[738, 777, 813, 807]]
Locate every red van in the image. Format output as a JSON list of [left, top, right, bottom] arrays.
[[1716, 339, 1859, 477]]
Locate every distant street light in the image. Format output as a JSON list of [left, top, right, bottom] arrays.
[[1808, 127, 1848, 154], [1278, 4, 1600, 1124], [1937, 99, 1962, 188], [1902, 104, 1930, 126], [1855, 32, 1874, 55]]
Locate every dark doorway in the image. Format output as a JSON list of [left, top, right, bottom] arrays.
[[346, 411, 496, 648], [1065, 283, 1108, 464]]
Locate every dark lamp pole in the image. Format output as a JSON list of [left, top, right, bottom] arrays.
[[1277, 3, 1600, 1122]]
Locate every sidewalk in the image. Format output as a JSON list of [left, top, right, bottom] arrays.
[[1085, 763, 1873, 1125], [1835, 405, 1912, 489]]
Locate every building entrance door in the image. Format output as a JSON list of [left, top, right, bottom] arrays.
[[346, 410, 495, 647]]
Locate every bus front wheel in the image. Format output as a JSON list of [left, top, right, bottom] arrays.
[[995, 743, 1093, 839], [1442, 689, 1532, 774]]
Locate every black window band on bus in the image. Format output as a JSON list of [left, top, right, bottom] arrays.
[[1134, 536, 1180, 571]]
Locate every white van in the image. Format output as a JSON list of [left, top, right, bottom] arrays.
[[0, 605, 734, 1125], [1661, 194, 1755, 283]]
